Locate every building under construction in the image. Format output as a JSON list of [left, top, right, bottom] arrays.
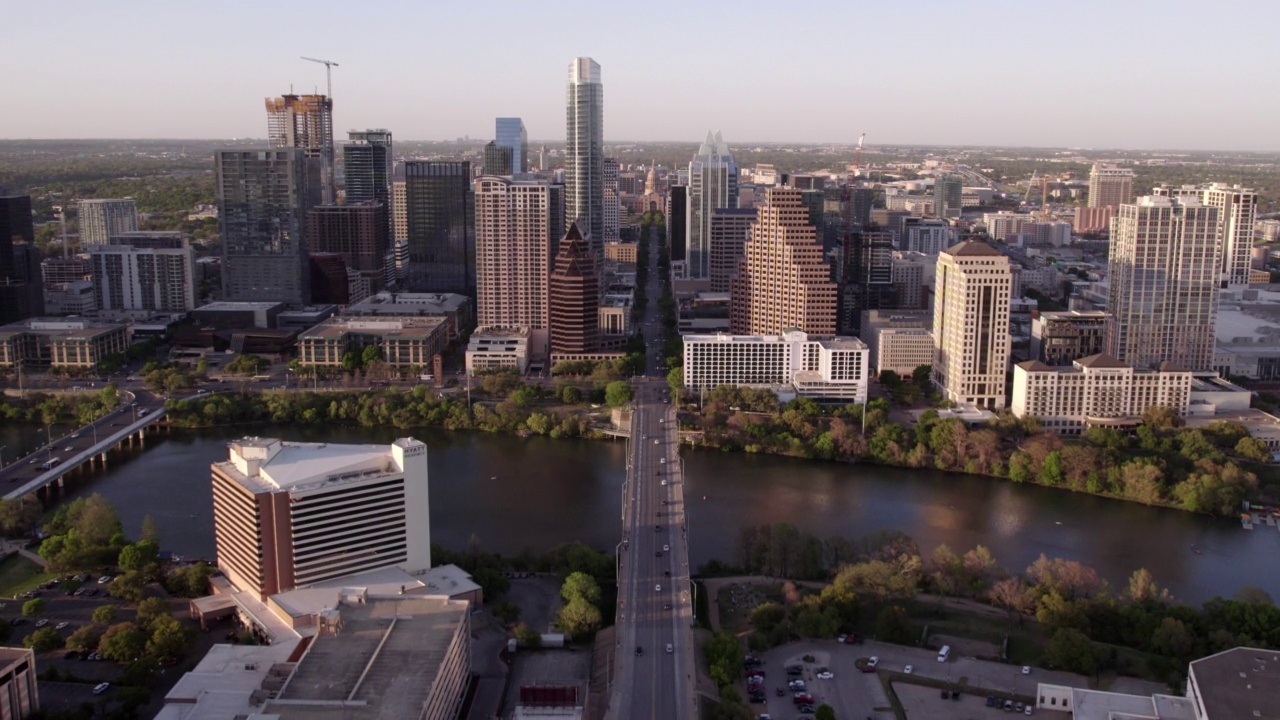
[[266, 94, 334, 202]]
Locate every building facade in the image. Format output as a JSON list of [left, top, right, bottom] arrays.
[[297, 316, 451, 368], [495, 117, 529, 175], [217, 149, 314, 304], [901, 217, 954, 256], [1106, 196, 1220, 371], [0, 318, 129, 369], [1087, 163, 1134, 209], [474, 177, 564, 357], [211, 437, 430, 600], [836, 226, 896, 336], [403, 160, 475, 295], [1012, 354, 1192, 434], [730, 188, 837, 336], [0, 196, 44, 324], [683, 330, 869, 403], [483, 142, 514, 176], [548, 224, 600, 354], [0, 648, 39, 718], [708, 208, 755, 293], [41, 256, 91, 285], [392, 166, 408, 240], [1155, 184, 1257, 288], [934, 175, 963, 219], [90, 232, 197, 312], [466, 326, 531, 374], [77, 199, 138, 246], [603, 157, 621, 242], [266, 94, 334, 203], [565, 57, 604, 257], [306, 202, 389, 290], [686, 131, 739, 279], [667, 185, 688, 263], [932, 241, 1013, 410], [861, 310, 933, 376], [1031, 310, 1109, 366], [343, 129, 393, 214]]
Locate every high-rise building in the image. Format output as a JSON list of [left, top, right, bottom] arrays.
[[90, 231, 197, 312], [667, 185, 688, 262], [565, 57, 604, 259], [686, 131, 739, 279], [932, 240, 1012, 410], [308, 252, 351, 305], [0, 195, 44, 323], [709, 208, 755, 293], [730, 188, 837, 336], [603, 157, 621, 241], [474, 176, 564, 357], [1030, 310, 1109, 366], [836, 226, 896, 336], [392, 164, 408, 240], [482, 142, 514, 176], [403, 160, 475, 295], [934, 175, 963, 219], [1105, 196, 1220, 371], [845, 187, 874, 228], [216, 149, 314, 304], [266, 94, 335, 203], [901, 217, 954, 255], [1087, 163, 1134, 209], [1154, 183, 1257, 288], [343, 129, 393, 211], [77, 199, 138, 247], [306, 202, 389, 291], [495, 117, 529, 175], [549, 223, 599, 354], [538, 145, 548, 172], [683, 330, 869, 403], [211, 437, 430, 600]]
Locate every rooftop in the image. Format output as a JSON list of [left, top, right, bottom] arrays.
[[214, 437, 412, 494], [1190, 647, 1280, 719], [299, 315, 448, 341], [158, 641, 302, 720], [0, 317, 126, 341], [944, 240, 1003, 257], [345, 292, 469, 316], [1074, 353, 1130, 369], [196, 301, 284, 312]]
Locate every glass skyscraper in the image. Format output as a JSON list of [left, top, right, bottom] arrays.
[[686, 131, 739, 279], [403, 160, 475, 295], [565, 57, 603, 261], [343, 129, 393, 207], [494, 118, 528, 175]]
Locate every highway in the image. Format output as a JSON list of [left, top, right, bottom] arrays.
[[611, 228, 697, 719]]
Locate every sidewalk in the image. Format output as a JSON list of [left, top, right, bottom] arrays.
[[0, 539, 47, 568]]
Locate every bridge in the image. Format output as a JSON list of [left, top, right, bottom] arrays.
[[1, 391, 169, 500]]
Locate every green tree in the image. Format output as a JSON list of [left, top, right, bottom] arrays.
[[99, 622, 147, 662], [704, 631, 744, 689], [67, 624, 104, 652], [140, 514, 161, 543], [604, 380, 634, 407], [559, 384, 582, 404], [146, 615, 192, 664], [23, 626, 64, 652], [342, 350, 362, 371], [556, 597, 603, 640], [492, 601, 520, 626], [108, 570, 148, 602], [815, 704, 836, 720], [21, 598, 44, 617], [874, 605, 913, 644], [1045, 628, 1098, 675], [135, 597, 170, 632], [360, 345, 383, 366], [561, 571, 602, 607], [1039, 451, 1065, 485], [667, 367, 684, 398], [118, 539, 160, 573], [514, 623, 542, 648], [1236, 436, 1272, 462], [92, 605, 118, 625]]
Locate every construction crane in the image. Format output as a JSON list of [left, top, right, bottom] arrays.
[[842, 133, 867, 228], [301, 56, 339, 99], [852, 133, 866, 179]]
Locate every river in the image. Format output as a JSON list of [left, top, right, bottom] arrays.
[[8, 424, 1278, 605]]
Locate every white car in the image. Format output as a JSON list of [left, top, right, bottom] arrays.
[[98, 575, 112, 584], [55, 621, 69, 630], [903, 665, 913, 674], [1022, 665, 1032, 675], [666, 643, 673, 654], [93, 682, 110, 695], [655, 584, 662, 592], [816, 671, 833, 680], [654, 440, 659, 445], [663, 544, 669, 552], [34, 619, 48, 628], [661, 479, 667, 486], [660, 458, 665, 464]]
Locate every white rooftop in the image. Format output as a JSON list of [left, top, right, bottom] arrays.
[[215, 438, 402, 494], [269, 566, 427, 619], [158, 642, 300, 720]]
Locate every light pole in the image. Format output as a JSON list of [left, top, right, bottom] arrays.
[[0, 446, 6, 469]]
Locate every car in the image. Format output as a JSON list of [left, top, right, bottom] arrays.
[[788, 680, 805, 690], [64, 446, 73, 452], [93, 682, 110, 695], [986, 696, 997, 707], [35, 619, 49, 628], [655, 550, 663, 557], [864, 656, 879, 671], [1022, 665, 1032, 675], [953, 691, 962, 702], [663, 544, 669, 552], [837, 633, 847, 643], [1015, 702, 1025, 712], [776, 687, 785, 697], [654, 525, 661, 532], [660, 458, 665, 463], [903, 664, 913, 674], [1004, 700, 1015, 711], [799, 706, 815, 715], [1025, 707, 1034, 716], [655, 583, 661, 592], [98, 575, 112, 584], [636, 646, 644, 656], [816, 670, 833, 680], [654, 440, 659, 445], [941, 690, 950, 699], [662, 603, 672, 610], [71, 432, 80, 438], [661, 479, 667, 485], [666, 643, 673, 653], [55, 621, 69, 630]]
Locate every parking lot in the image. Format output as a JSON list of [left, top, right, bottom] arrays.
[[2, 577, 134, 681]]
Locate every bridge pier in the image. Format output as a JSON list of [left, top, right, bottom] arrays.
[[55, 475, 64, 489]]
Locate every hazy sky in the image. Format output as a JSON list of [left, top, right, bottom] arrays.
[[5, 0, 1278, 150]]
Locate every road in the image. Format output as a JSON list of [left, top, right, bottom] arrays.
[[612, 227, 697, 719]]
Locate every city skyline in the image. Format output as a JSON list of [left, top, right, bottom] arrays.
[[4, 1, 1278, 151]]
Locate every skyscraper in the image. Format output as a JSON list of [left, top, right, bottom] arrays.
[[709, 208, 755, 293], [392, 164, 408, 240], [1088, 163, 1134, 209], [306, 202, 390, 291], [474, 177, 564, 357], [1105, 196, 1220, 371], [216, 149, 314, 304], [934, 175, 963, 219], [90, 232, 197, 312], [565, 57, 604, 259], [77, 199, 138, 247], [836, 226, 896, 336], [343, 129, 393, 209], [932, 241, 1012, 410], [603, 157, 620, 241], [667, 185, 687, 263], [403, 160, 475, 295], [266, 94, 334, 203], [549, 224, 600, 354], [1156, 184, 1256, 288], [0, 196, 43, 323], [495, 118, 529, 175], [686, 131, 740, 280], [482, 142, 514, 176], [730, 188, 836, 336]]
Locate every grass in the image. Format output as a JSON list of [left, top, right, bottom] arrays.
[[0, 553, 56, 599]]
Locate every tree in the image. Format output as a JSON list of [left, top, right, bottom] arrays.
[[704, 631, 744, 689], [667, 367, 684, 398], [135, 597, 170, 632], [92, 605, 118, 625], [1039, 451, 1065, 485], [1235, 436, 1272, 463], [559, 384, 582, 404], [21, 598, 44, 617], [1045, 628, 1098, 675], [561, 572, 602, 607], [73, 493, 121, 546], [604, 380, 634, 407], [815, 704, 836, 720], [1150, 617, 1195, 659], [1126, 568, 1168, 604], [108, 571, 148, 602], [988, 577, 1033, 620], [1141, 406, 1183, 431], [514, 623, 542, 648], [492, 601, 520, 626], [556, 597, 603, 640], [118, 540, 160, 573], [99, 622, 147, 662], [875, 605, 913, 644], [146, 615, 192, 664], [140, 514, 161, 543], [67, 624, 104, 652], [23, 626, 64, 652]]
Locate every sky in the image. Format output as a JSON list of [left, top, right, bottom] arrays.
[[3, 0, 1278, 151]]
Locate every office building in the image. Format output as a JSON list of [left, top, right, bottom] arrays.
[[667, 185, 688, 262], [730, 188, 837, 336], [1087, 163, 1134, 209], [266, 94, 334, 203], [483, 141, 514, 176], [1106, 196, 1220, 371], [861, 310, 933, 376], [392, 164, 408, 240], [495, 117, 529, 175], [217, 149, 314, 304], [0, 318, 128, 369], [565, 57, 604, 258], [549, 223, 599, 354], [306, 202, 389, 289], [934, 175, 963, 218], [44, 280, 97, 315], [901, 217, 954, 255], [1012, 354, 1191, 434], [682, 330, 869, 403], [474, 176, 564, 357], [403, 160, 475, 295], [77, 199, 138, 246], [298, 315, 452, 368], [0, 196, 44, 324], [211, 437, 430, 600], [344, 292, 472, 341], [984, 211, 1030, 241], [686, 131, 740, 279], [1154, 183, 1258, 288], [343, 129, 393, 212], [932, 241, 1013, 410], [603, 157, 621, 241], [845, 187, 874, 228], [709, 208, 755, 293], [308, 253, 351, 305], [836, 226, 896, 336], [90, 231, 197, 312], [891, 251, 936, 310], [1030, 310, 1109, 366], [466, 326, 531, 374], [0, 648, 39, 717]]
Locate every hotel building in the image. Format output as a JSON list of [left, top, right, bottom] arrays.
[[683, 330, 869, 403], [1011, 354, 1191, 434]]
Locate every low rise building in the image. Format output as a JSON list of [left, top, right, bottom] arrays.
[[42, 280, 98, 315], [0, 648, 38, 718], [297, 316, 451, 368], [194, 301, 285, 330], [603, 241, 638, 264], [1030, 310, 1109, 366], [466, 326, 531, 374], [344, 291, 473, 342], [1011, 353, 1192, 434], [0, 317, 128, 369], [861, 310, 933, 376], [682, 330, 869, 403]]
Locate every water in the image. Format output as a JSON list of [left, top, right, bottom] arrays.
[[26, 425, 1280, 605]]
